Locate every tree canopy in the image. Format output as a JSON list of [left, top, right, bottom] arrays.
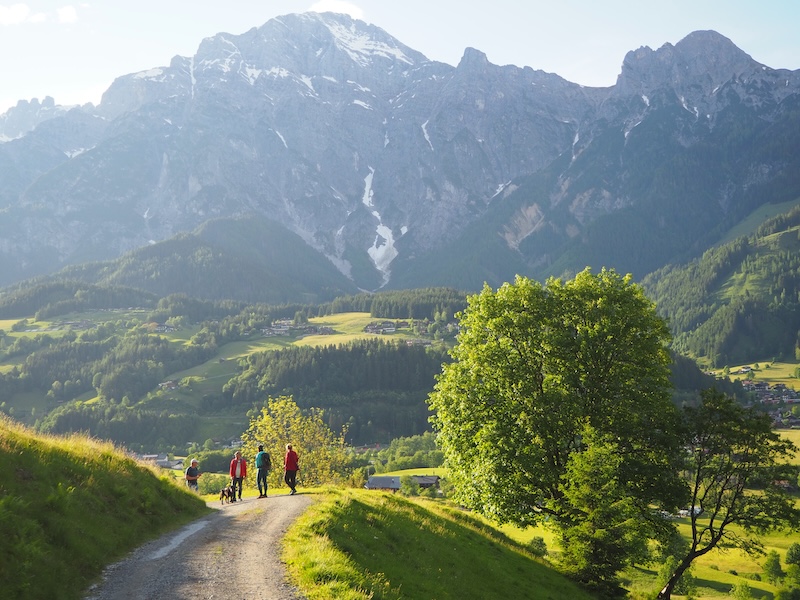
[[658, 388, 800, 598], [428, 268, 687, 593], [240, 396, 348, 490]]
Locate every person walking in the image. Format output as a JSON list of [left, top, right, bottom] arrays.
[[284, 444, 299, 495], [184, 458, 201, 491], [255, 444, 272, 498], [229, 450, 247, 502]]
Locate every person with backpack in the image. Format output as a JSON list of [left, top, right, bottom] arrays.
[[255, 444, 272, 498]]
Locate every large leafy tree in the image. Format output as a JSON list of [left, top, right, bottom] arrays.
[[240, 396, 348, 490], [428, 268, 687, 593], [658, 389, 800, 599]]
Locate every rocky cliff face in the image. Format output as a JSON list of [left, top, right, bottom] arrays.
[[1, 14, 798, 291], [0, 96, 72, 140]]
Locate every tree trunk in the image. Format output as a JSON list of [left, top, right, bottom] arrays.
[[657, 556, 694, 599]]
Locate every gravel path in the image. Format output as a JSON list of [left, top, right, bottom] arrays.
[[84, 493, 313, 600]]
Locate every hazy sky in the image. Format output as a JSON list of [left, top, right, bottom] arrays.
[[1, 0, 798, 113]]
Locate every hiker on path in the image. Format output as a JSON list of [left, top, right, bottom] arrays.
[[255, 444, 272, 498], [229, 450, 247, 501], [284, 444, 299, 495], [185, 458, 201, 491]]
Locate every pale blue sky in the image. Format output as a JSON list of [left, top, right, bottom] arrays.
[[1, 0, 798, 113]]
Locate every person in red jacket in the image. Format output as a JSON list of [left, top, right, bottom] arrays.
[[229, 450, 247, 502], [284, 444, 299, 495]]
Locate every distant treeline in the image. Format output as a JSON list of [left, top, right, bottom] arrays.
[[0, 281, 159, 320], [0, 280, 467, 323], [223, 338, 451, 444], [318, 287, 467, 320]]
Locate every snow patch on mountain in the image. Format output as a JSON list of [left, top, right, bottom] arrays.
[[361, 167, 398, 286], [273, 130, 288, 148], [134, 68, 165, 80], [324, 19, 415, 68], [421, 120, 433, 150], [242, 66, 262, 84]]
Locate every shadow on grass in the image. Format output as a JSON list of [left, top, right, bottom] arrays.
[[304, 490, 595, 600]]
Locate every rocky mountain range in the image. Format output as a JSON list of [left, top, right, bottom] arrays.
[[1, 12, 799, 294]]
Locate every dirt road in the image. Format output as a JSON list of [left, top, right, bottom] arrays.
[[84, 493, 312, 600]]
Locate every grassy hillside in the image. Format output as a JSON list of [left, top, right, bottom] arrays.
[[714, 198, 800, 248], [283, 486, 800, 600], [0, 417, 211, 599], [283, 487, 596, 600]]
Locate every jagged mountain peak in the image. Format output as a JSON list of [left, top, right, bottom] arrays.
[[1, 17, 799, 297], [0, 95, 73, 140], [615, 29, 762, 98], [457, 47, 490, 68], [302, 12, 426, 67], [96, 11, 428, 120], [238, 12, 429, 73]]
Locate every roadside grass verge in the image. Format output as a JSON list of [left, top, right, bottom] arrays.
[[0, 416, 211, 599], [283, 487, 594, 600]]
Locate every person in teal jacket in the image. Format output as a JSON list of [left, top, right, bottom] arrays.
[[255, 444, 272, 498]]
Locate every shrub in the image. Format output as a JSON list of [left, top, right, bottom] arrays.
[[730, 581, 753, 599], [399, 475, 419, 496], [527, 536, 548, 558], [764, 550, 785, 584], [775, 589, 800, 600], [787, 543, 800, 566], [198, 473, 229, 495]]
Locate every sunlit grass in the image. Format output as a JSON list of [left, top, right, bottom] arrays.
[[379, 467, 448, 477], [714, 199, 800, 247], [0, 416, 211, 599], [284, 487, 594, 600], [713, 359, 799, 391]]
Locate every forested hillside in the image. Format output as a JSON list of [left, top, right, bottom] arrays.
[[642, 204, 800, 366], [223, 339, 450, 443], [0, 288, 464, 449], [0, 274, 751, 452], [0, 215, 359, 305]]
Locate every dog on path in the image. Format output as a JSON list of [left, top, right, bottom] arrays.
[[220, 483, 235, 504]]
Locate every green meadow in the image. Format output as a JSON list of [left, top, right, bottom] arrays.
[[715, 360, 800, 391], [283, 484, 800, 600]]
